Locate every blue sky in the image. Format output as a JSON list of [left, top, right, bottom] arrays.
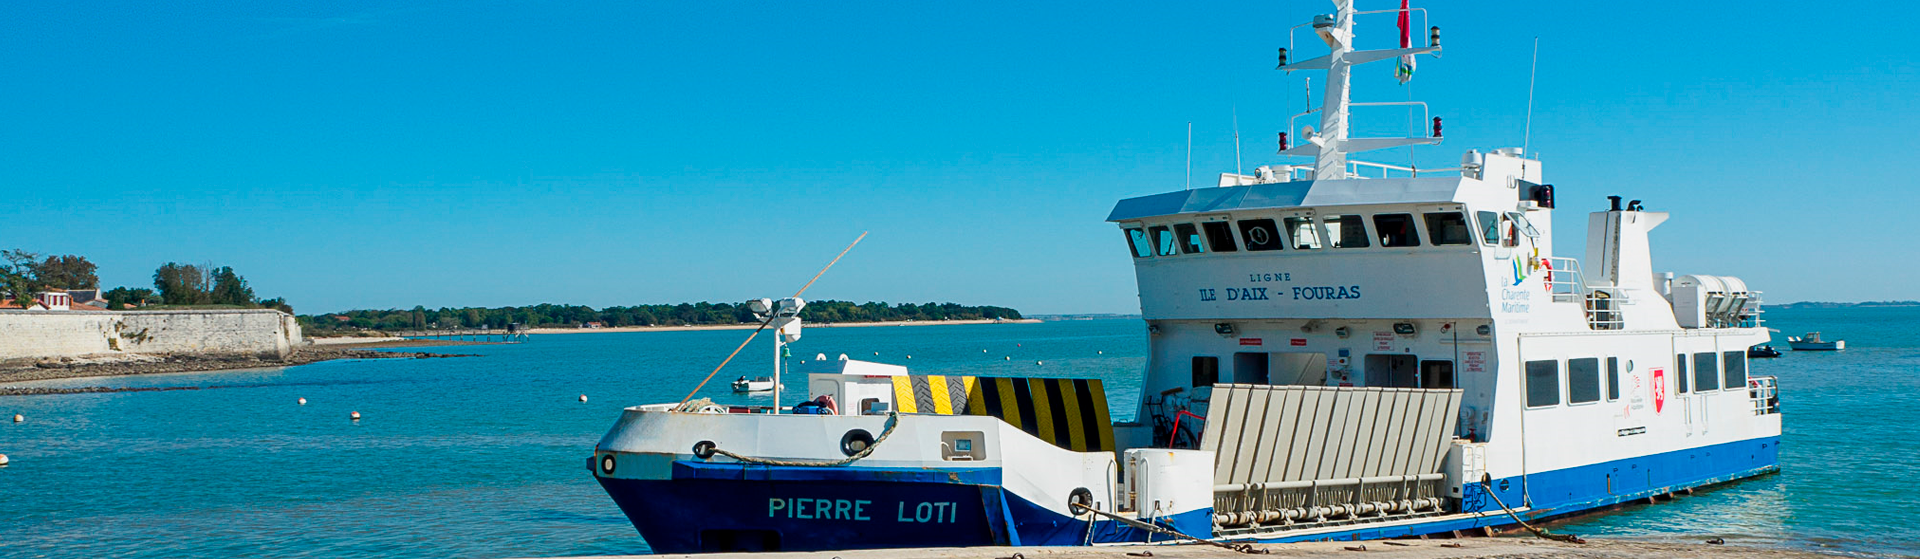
[[4, 1, 1916, 314]]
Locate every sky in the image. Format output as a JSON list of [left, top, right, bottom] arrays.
[[4, 1, 1918, 315]]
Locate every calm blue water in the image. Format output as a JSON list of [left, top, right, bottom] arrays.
[[0, 312, 1913, 557]]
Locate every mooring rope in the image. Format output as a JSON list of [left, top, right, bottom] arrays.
[[705, 412, 900, 467], [1066, 503, 1268, 554], [1478, 475, 1585, 544]]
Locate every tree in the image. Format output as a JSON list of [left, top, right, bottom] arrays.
[[258, 297, 294, 314], [34, 255, 98, 290], [210, 267, 254, 306], [103, 287, 157, 309], [1, 249, 44, 307], [153, 262, 211, 305]]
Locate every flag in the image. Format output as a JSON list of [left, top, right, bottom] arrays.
[[1396, 0, 1416, 84]]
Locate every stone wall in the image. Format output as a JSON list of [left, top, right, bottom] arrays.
[[0, 309, 303, 361]]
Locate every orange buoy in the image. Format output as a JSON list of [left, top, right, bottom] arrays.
[[350, 411, 362, 421], [11, 414, 20, 423], [0, 453, 9, 466], [298, 398, 307, 405], [579, 394, 589, 403]]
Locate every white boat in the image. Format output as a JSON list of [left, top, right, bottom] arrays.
[[1786, 332, 1843, 351], [590, 2, 1782, 553], [730, 376, 781, 392]]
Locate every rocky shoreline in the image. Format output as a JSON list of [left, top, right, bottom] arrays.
[[0, 344, 476, 389]]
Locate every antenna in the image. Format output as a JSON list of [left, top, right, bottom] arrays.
[[1232, 106, 1243, 177], [1185, 122, 1193, 190], [1523, 37, 1539, 155]]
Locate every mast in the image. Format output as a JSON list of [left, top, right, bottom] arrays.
[[1277, 0, 1443, 179], [1314, 0, 1358, 180]]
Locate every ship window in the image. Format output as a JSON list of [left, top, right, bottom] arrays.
[[1325, 215, 1371, 248], [1424, 212, 1474, 246], [1722, 351, 1746, 392], [1506, 212, 1541, 238], [1174, 223, 1205, 254], [1567, 357, 1601, 404], [1202, 222, 1239, 252], [1373, 214, 1420, 247], [1124, 229, 1152, 258], [1192, 356, 1220, 387], [1606, 357, 1621, 401], [1477, 211, 1501, 246], [1525, 360, 1560, 408], [1150, 226, 1177, 256], [1692, 352, 1720, 391], [1675, 354, 1690, 393], [1284, 217, 1322, 249], [1238, 219, 1285, 251]]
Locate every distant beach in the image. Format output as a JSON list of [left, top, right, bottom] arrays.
[[524, 318, 1041, 334]]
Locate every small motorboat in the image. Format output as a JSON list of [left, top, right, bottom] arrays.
[[1786, 332, 1844, 351], [730, 376, 780, 392], [1747, 345, 1782, 358]]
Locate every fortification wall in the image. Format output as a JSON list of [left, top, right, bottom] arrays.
[[0, 309, 303, 361]]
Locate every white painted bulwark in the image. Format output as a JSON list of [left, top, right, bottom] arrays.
[[0, 309, 304, 361]]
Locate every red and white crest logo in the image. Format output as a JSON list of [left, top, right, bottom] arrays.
[[1651, 367, 1667, 413]]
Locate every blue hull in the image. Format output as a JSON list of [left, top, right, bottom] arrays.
[[601, 436, 1778, 552], [1248, 435, 1781, 543]]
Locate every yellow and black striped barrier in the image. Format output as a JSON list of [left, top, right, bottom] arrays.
[[889, 375, 1112, 452]]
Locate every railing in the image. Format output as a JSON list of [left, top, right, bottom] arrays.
[[1543, 257, 1585, 299], [1213, 474, 1447, 534], [1748, 376, 1780, 415]]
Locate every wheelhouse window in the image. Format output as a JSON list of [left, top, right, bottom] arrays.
[[1477, 211, 1501, 246], [1202, 222, 1238, 252], [1373, 213, 1420, 247], [1284, 217, 1322, 249], [1325, 215, 1371, 248], [1173, 223, 1204, 254], [1606, 357, 1621, 401], [1150, 226, 1176, 256], [1567, 357, 1601, 404], [1238, 219, 1285, 251], [1424, 212, 1474, 245], [1525, 360, 1560, 407], [1124, 228, 1152, 258], [1676, 354, 1690, 393], [1192, 356, 1220, 387], [1722, 351, 1747, 391], [1693, 352, 1720, 391]]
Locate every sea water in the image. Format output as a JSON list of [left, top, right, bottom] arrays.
[[0, 311, 1912, 558]]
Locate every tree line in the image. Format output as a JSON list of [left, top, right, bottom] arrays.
[[1, 248, 288, 312], [300, 300, 1023, 333]]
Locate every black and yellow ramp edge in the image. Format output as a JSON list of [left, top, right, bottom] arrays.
[[889, 375, 1112, 452]]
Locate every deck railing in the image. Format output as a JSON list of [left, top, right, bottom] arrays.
[[1748, 376, 1780, 415]]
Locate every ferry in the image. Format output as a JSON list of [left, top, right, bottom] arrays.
[[590, 1, 1782, 552]]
